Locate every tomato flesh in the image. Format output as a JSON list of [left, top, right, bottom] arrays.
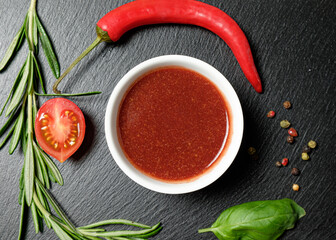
[[35, 98, 85, 162]]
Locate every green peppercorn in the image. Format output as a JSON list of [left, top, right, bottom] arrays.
[[302, 145, 311, 153], [280, 120, 291, 129], [291, 168, 300, 176], [302, 152, 309, 161], [287, 136, 294, 144], [275, 161, 282, 168], [308, 140, 317, 149], [247, 147, 256, 156]]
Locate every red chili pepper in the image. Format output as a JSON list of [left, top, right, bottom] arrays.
[[53, 0, 262, 94]]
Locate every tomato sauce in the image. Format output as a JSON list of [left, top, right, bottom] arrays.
[[117, 67, 229, 182]]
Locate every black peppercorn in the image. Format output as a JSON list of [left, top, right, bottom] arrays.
[[275, 161, 282, 168], [286, 136, 294, 144], [291, 168, 300, 176], [302, 145, 311, 153]]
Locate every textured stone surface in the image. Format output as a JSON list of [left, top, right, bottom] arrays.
[[0, 0, 335, 239]]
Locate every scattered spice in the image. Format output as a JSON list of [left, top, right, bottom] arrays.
[[247, 147, 257, 156], [283, 101, 292, 109], [292, 184, 300, 191], [275, 161, 282, 168], [281, 158, 289, 166], [291, 168, 300, 176], [267, 110, 275, 118], [288, 128, 298, 137], [308, 140, 317, 149], [280, 120, 291, 129], [302, 145, 311, 153], [302, 152, 309, 161], [251, 154, 259, 161], [286, 136, 294, 144]]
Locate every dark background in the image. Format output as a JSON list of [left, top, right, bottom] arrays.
[[0, 0, 335, 239]]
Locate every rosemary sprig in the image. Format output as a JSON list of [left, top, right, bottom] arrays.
[[0, 0, 161, 239]]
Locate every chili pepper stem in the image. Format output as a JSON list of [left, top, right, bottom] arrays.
[[53, 36, 103, 94]]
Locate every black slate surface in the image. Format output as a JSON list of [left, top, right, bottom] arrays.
[[0, 0, 335, 239]]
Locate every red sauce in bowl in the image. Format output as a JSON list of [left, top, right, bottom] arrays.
[[117, 67, 229, 182]]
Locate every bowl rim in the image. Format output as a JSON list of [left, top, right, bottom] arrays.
[[105, 55, 243, 194]]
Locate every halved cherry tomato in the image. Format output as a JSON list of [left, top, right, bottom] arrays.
[[35, 98, 85, 162]]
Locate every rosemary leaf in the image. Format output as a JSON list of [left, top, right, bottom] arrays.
[[49, 217, 73, 240], [9, 104, 25, 154], [78, 219, 151, 230], [34, 91, 102, 97], [0, 105, 20, 137], [0, 25, 24, 71], [133, 225, 162, 238], [32, 12, 38, 47], [24, 136, 34, 206], [18, 188, 24, 205], [36, 178, 77, 233], [84, 223, 161, 238], [0, 123, 15, 149], [39, 150, 63, 185], [0, 61, 26, 116], [6, 53, 31, 116], [18, 195, 25, 240], [35, 15, 60, 78], [31, 201, 40, 233], [33, 143, 50, 189], [34, 147, 45, 185], [32, 55, 46, 94], [35, 182, 51, 229]]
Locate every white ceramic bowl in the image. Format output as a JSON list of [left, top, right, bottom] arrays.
[[105, 55, 243, 194]]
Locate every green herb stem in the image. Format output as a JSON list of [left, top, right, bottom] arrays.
[[53, 36, 103, 94]]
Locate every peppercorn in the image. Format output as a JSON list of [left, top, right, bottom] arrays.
[[291, 168, 300, 176], [275, 161, 282, 168], [283, 101, 292, 109], [302, 145, 311, 153], [281, 158, 289, 166], [286, 136, 294, 144], [267, 110, 275, 118], [280, 120, 291, 129], [292, 184, 300, 191], [247, 147, 256, 156], [302, 152, 309, 161], [308, 140, 317, 149], [251, 154, 259, 161], [288, 127, 298, 137]]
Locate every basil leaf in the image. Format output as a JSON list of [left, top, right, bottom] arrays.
[[35, 15, 60, 78], [198, 199, 305, 240]]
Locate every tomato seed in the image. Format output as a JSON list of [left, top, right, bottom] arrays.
[[288, 128, 298, 137]]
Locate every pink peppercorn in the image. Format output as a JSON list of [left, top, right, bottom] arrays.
[[281, 158, 289, 166], [267, 110, 275, 118], [288, 128, 298, 137]]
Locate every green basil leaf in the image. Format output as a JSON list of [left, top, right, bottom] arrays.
[[6, 53, 31, 116], [9, 105, 25, 154], [0, 24, 24, 71], [24, 136, 34, 206], [0, 61, 26, 116], [35, 16, 60, 78], [198, 199, 305, 240]]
